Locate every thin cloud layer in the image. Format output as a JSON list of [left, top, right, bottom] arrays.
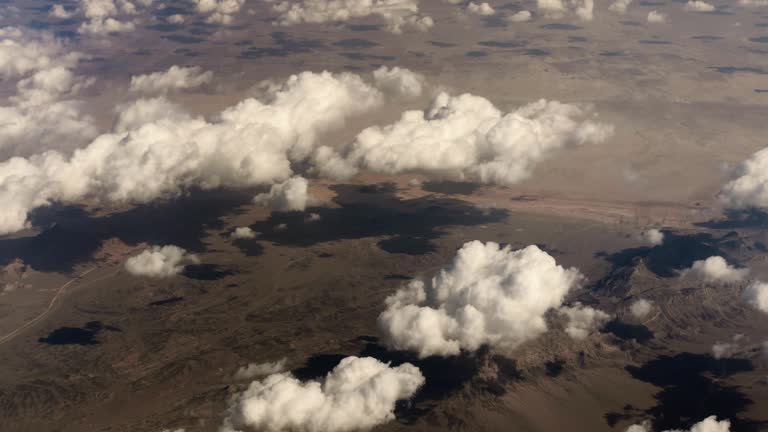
[[315, 93, 613, 186], [125, 245, 199, 277], [0, 70, 387, 235], [681, 256, 749, 284], [720, 147, 768, 209], [378, 241, 583, 357], [270, 0, 434, 33], [130, 66, 213, 94], [221, 356, 424, 432], [253, 176, 311, 212]]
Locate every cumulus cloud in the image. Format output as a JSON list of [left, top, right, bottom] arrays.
[[193, 0, 245, 24], [639, 228, 664, 246], [711, 335, 744, 359], [125, 245, 199, 277], [231, 227, 257, 239], [537, 0, 594, 20], [630, 298, 653, 319], [50, 4, 75, 18], [372, 66, 425, 98], [743, 280, 768, 313], [253, 176, 311, 212], [608, 0, 632, 13], [72, 0, 151, 35], [681, 256, 749, 284], [378, 241, 583, 358], [234, 358, 287, 380], [625, 416, 730, 432], [314, 93, 612, 186], [506, 10, 532, 22], [221, 356, 424, 432], [684, 1, 715, 12], [130, 66, 213, 94], [467, 2, 495, 16], [0, 70, 385, 235], [720, 147, 768, 210], [647, 10, 666, 23], [560, 303, 609, 340], [270, 0, 434, 34], [0, 27, 97, 158]]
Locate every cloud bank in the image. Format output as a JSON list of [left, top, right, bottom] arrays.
[[125, 245, 198, 277], [270, 0, 434, 33], [0, 70, 386, 235], [378, 241, 583, 357], [315, 93, 612, 186], [221, 356, 424, 432]]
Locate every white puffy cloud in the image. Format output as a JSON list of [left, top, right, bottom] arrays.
[[647, 10, 666, 23], [0, 70, 385, 235], [537, 0, 593, 21], [506, 10, 532, 22], [253, 176, 311, 212], [75, 0, 150, 35], [125, 245, 199, 277], [372, 66, 425, 98], [193, 0, 245, 24], [314, 93, 612, 186], [130, 66, 213, 94], [0, 28, 97, 158], [640, 228, 664, 246], [681, 256, 749, 284], [743, 280, 768, 313], [231, 227, 257, 239], [50, 4, 75, 18], [560, 303, 609, 340], [630, 298, 653, 319], [625, 416, 730, 432], [377, 241, 583, 358], [608, 0, 632, 13], [711, 335, 743, 359], [221, 356, 424, 432], [271, 0, 434, 34], [467, 2, 495, 16], [235, 358, 287, 380], [684, 1, 715, 12], [720, 147, 768, 210]]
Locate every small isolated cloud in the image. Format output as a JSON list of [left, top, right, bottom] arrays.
[[125, 245, 199, 277], [50, 4, 75, 18], [234, 358, 287, 380], [230, 227, 256, 240], [314, 93, 612, 186], [625, 415, 730, 432], [221, 356, 424, 432], [193, 0, 245, 24], [307, 212, 321, 222], [467, 2, 495, 16], [639, 228, 664, 246], [630, 298, 653, 319], [537, 0, 594, 21], [647, 10, 666, 23], [681, 256, 749, 284], [608, 0, 632, 13], [378, 241, 583, 357], [506, 10, 532, 22], [72, 0, 153, 35], [560, 303, 609, 340], [684, 1, 715, 12], [372, 66, 425, 98], [711, 335, 744, 359], [253, 176, 310, 212], [130, 66, 213, 94], [720, 147, 768, 210], [270, 0, 434, 34], [743, 280, 768, 313]]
